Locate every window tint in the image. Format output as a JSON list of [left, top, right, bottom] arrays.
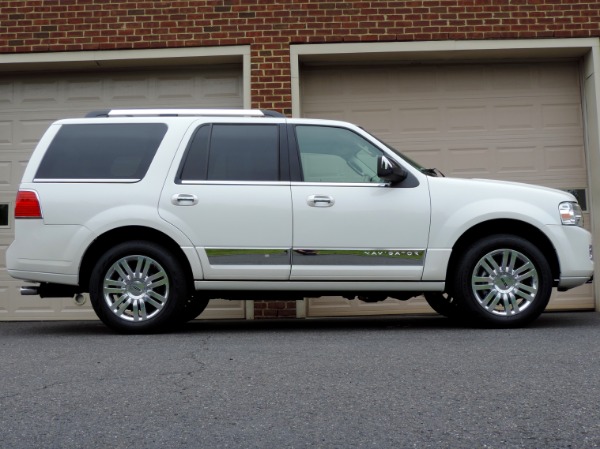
[[179, 125, 210, 181], [180, 124, 279, 182], [295, 126, 384, 183], [36, 123, 167, 180]]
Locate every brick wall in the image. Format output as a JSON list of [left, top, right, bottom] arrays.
[[2, 0, 600, 114], [2, 0, 600, 319], [254, 300, 297, 319]]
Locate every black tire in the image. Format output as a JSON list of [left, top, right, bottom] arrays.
[[89, 241, 190, 334], [453, 234, 552, 328], [424, 291, 463, 320], [177, 294, 210, 323]]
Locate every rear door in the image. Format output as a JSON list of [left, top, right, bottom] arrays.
[[159, 120, 293, 280]]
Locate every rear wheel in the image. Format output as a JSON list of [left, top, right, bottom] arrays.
[[453, 235, 552, 328], [89, 241, 190, 333]]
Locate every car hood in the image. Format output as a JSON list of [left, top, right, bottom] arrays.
[[427, 176, 576, 202]]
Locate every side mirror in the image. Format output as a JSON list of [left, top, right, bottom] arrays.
[[377, 155, 407, 184]]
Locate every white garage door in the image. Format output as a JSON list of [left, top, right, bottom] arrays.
[[301, 61, 593, 317], [0, 66, 246, 320]]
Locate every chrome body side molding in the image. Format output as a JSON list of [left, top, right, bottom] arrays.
[[204, 248, 426, 266]]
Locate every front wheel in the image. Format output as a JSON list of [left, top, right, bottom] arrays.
[[424, 292, 463, 320], [453, 235, 553, 328], [89, 241, 190, 333]]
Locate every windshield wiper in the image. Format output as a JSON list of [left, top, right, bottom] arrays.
[[421, 168, 445, 177]]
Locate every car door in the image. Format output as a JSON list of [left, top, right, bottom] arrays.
[[159, 120, 292, 280], [289, 124, 431, 281]]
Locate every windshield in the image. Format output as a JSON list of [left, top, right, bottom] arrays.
[[363, 129, 444, 177]]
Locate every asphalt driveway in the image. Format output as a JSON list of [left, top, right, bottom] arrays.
[[1, 312, 599, 449]]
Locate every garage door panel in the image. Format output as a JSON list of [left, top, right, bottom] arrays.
[[0, 66, 246, 321], [492, 65, 534, 90], [494, 105, 536, 131], [14, 119, 56, 147], [444, 65, 487, 91], [19, 80, 60, 105], [0, 121, 12, 145], [447, 105, 488, 131], [110, 76, 153, 102], [539, 64, 580, 89], [0, 158, 19, 191], [447, 147, 493, 176], [542, 102, 583, 129], [200, 299, 247, 320], [550, 284, 595, 310], [202, 74, 243, 99], [155, 76, 197, 100], [546, 143, 586, 172], [0, 162, 12, 190], [65, 79, 104, 102], [397, 108, 441, 133], [302, 61, 593, 316], [0, 82, 13, 104], [497, 145, 538, 174]]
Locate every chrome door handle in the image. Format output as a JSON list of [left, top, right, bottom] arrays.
[[307, 195, 335, 207], [172, 194, 198, 206]]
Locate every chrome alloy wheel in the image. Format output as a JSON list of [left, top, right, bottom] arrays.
[[102, 255, 170, 322], [471, 248, 539, 317]]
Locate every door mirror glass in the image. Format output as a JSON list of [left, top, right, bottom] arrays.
[[377, 156, 407, 184]]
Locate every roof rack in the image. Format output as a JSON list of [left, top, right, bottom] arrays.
[[85, 109, 285, 118]]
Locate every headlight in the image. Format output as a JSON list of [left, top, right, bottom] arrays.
[[559, 202, 583, 227]]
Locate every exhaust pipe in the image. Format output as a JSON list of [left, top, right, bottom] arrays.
[[73, 294, 86, 306], [20, 286, 39, 296], [20, 283, 80, 298]]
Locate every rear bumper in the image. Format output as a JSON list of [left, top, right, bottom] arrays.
[[558, 275, 594, 291], [6, 268, 78, 285]]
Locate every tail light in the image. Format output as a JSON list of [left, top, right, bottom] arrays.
[[15, 190, 43, 219]]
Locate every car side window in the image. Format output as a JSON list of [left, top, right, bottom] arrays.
[[295, 125, 384, 183], [36, 123, 167, 181], [179, 124, 280, 182]]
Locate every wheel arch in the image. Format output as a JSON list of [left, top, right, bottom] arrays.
[[79, 226, 195, 292], [446, 219, 560, 287]]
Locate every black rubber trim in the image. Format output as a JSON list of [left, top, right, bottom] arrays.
[[85, 110, 111, 117], [261, 109, 286, 118]]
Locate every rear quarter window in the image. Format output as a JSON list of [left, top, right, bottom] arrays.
[[35, 123, 168, 181]]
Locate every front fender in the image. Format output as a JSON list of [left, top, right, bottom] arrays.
[[426, 177, 565, 250], [428, 198, 558, 249]]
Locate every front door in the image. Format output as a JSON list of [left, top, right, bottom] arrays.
[[290, 124, 430, 280]]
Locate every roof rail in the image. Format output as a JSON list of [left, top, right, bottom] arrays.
[[84, 109, 286, 118], [261, 110, 285, 118], [85, 110, 111, 117]]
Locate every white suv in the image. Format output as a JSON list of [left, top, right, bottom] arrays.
[[6, 109, 594, 333]]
